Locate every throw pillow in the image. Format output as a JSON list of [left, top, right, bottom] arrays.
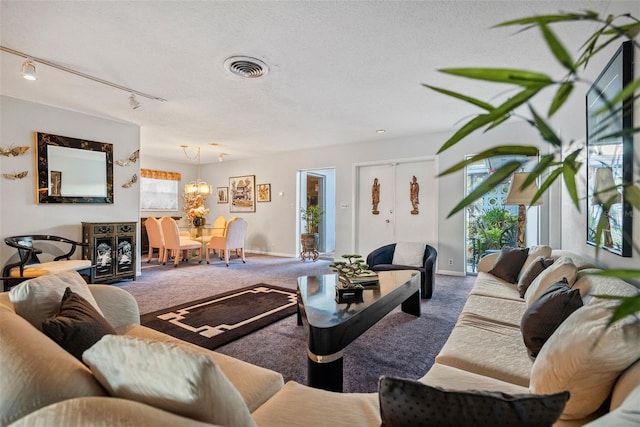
[[488, 246, 529, 284], [517, 257, 554, 298], [524, 256, 577, 307], [42, 287, 117, 361], [83, 335, 256, 427], [392, 242, 425, 267], [378, 376, 569, 427], [9, 270, 103, 331], [520, 279, 583, 357], [519, 245, 553, 278], [530, 302, 640, 420]]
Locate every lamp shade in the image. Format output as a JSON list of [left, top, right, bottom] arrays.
[[504, 172, 541, 206], [591, 167, 621, 205]]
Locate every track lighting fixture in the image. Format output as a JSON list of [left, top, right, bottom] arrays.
[[21, 58, 37, 80], [218, 153, 224, 162], [1, 45, 166, 102], [128, 94, 141, 110]]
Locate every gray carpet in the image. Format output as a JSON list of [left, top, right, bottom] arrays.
[[118, 254, 474, 393]]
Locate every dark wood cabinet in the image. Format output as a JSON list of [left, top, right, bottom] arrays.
[[82, 222, 136, 283]]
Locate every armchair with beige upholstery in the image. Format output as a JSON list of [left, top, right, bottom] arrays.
[[160, 216, 202, 267], [206, 217, 247, 266], [144, 217, 165, 264]]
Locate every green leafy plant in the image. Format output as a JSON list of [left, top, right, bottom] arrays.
[[330, 254, 372, 279], [426, 10, 640, 326], [300, 205, 323, 234]]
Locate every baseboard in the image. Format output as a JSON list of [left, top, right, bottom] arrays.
[[244, 249, 298, 258], [436, 269, 466, 277]]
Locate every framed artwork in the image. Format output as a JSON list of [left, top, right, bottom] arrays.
[[229, 175, 256, 212], [585, 41, 633, 257], [217, 187, 228, 204], [257, 183, 271, 202]]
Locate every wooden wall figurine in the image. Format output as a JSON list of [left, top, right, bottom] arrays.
[[410, 175, 419, 215], [372, 178, 380, 215], [122, 174, 137, 188]]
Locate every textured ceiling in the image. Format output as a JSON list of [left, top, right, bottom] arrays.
[[1, 1, 637, 164]]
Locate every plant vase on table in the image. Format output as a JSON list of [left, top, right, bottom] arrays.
[[330, 254, 378, 303], [188, 206, 209, 227]]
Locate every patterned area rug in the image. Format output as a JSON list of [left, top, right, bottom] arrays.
[[140, 284, 298, 350]]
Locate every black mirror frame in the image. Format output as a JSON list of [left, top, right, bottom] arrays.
[[36, 132, 114, 204], [585, 41, 634, 257]]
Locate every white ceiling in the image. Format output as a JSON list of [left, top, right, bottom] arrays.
[[1, 1, 637, 164]]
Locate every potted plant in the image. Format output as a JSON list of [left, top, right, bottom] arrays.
[[300, 205, 323, 261], [330, 254, 378, 303]]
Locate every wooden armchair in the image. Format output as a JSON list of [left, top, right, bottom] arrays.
[[3, 235, 94, 291]]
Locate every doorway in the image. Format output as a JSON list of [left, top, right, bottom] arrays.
[[354, 157, 437, 257], [298, 168, 336, 259]]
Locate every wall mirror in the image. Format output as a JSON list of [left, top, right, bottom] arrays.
[[585, 41, 633, 257], [36, 132, 114, 204]]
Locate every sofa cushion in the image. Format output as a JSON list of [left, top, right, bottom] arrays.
[[524, 256, 577, 307], [488, 246, 529, 284], [435, 314, 532, 387], [83, 335, 256, 427], [9, 271, 104, 331], [519, 245, 552, 278], [392, 242, 425, 267], [41, 287, 117, 361], [459, 294, 525, 327], [251, 381, 380, 427], [0, 306, 107, 427], [517, 256, 554, 298], [120, 323, 284, 412], [419, 363, 529, 395], [469, 272, 522, 301], [520, 279, 583, 357], [7, 397, 215, 427], [529, 301, 640, 420], [378, 376, 569, 427]]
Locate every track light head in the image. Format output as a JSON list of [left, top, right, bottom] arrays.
[[21, 58, 37, 80], [218, 153, 224, 162], [128, 94, 141, 110]]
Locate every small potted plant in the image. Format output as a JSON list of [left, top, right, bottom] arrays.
[[330, 254, 378, 303], [188, 205, 210, 227], [300, 205, 323, 261]]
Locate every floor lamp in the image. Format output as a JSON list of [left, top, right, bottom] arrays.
[[591, 167, 621, 248], [505, 172, 541, 248]]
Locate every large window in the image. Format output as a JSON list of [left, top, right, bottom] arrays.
[[140, 169, 181, 211]]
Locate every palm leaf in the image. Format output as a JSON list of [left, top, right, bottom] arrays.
[[529, 105, 563, 146], [447, 161, 522, 218], [539, 22, 576, 73], [529, 166, 563, 206], [548, 82, 574, 116], [495, 11, 599, 28], [439, 146, 539, 176], [438, 68, 552, 87], [422, 84, 495, 111]]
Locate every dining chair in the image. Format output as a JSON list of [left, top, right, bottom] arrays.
[[144, 217, 165, 264], [206, 217, 248, 266], [160, 216, 202, 267]]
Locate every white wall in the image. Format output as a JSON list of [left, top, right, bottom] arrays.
[[159, 121, 548, 274], [0, 96, 140, 270]]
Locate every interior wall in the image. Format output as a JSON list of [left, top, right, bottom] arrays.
[[161, 120, 550, 274], [0, 96, 140, 272]]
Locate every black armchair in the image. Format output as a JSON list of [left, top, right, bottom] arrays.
[[3, 235, 94, 291], [366, 243, 437, 299]]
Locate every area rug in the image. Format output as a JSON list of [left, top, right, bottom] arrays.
[[140, 284, 298, 350]]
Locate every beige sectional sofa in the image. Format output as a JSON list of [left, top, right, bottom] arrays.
[[1, 248, 639, 426]]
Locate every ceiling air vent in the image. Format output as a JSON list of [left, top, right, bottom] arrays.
[[224, 56, 269, 78]]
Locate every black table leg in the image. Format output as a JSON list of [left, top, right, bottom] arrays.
[[401, 290, 421, 317], [307, 350, 343, 392]]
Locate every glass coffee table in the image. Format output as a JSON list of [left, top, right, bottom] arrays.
[[296, 270, 420, 392]]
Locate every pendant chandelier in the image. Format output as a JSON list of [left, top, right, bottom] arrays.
[[182, 145, 212, 196]]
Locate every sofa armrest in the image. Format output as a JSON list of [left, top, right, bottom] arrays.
[[477, 252, 499, 273], [89, 285, 140, 329], [366, 244, 395, 267]]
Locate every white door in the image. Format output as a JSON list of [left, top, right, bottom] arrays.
[[356, 158, 437, 257]]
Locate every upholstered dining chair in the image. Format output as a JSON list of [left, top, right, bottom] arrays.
[[160, 216, 202, 267], [144, 217, 165, 264], [206, 217, 248, 266]]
